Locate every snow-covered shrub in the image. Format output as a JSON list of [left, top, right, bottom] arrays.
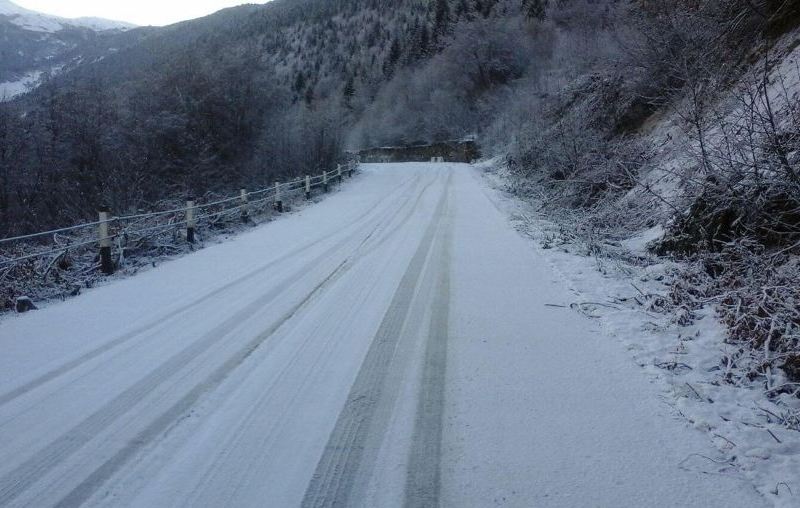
[[499, 0, 800, 397]]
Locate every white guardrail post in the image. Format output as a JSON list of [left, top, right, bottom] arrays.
[[305, 175, 311, 200], [337, 164, 342, 184], [275, 181, 283, 213], [186, 198, 196, 244], [323, 171, 329, 193], [98, 208, 114, 275]]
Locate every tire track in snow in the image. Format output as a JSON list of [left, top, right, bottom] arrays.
[[60, 172, 444, 508], [52, 261, 352, 508], [172, 171, 444, 508], [0, 174, 425, 507], [301, 172, 451, 508], [0, 173, 422, 410], [404, 180, 453, 508], [0, 260, 338, 507]]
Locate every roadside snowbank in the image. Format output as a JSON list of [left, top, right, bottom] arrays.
[[479, 162, 800, 507]]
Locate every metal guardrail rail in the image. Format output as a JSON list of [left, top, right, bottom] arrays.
[[0, 163, 357, 273]]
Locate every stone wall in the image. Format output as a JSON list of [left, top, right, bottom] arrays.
[[357, 140, 480, 163]]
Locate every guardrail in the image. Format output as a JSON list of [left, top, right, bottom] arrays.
[[0, 163, 357, 279]]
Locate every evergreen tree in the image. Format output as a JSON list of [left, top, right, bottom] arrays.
[[293, 72, 306, 93], [384, 37, 403, 77], [434, 0, 450, 34], [522, 0, 548, 20], [342, 76, 356, 109]]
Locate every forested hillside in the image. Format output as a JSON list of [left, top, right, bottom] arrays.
[[0, 0, 473, 236], [0, 0, 552, 237], [0, 0, 139, 94]]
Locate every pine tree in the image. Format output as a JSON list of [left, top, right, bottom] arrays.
[[419, 25, 430, 57], [522, 0, 548, 20], [293, 72, 306, 93], [434, 0, 450, 34], [384, 37, 402, 77], [342, 76, 356, 109]]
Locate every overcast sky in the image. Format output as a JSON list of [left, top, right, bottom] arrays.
[[13, 0, 270, 26]]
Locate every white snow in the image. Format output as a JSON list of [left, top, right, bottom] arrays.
[[0, 163, 775, 507], [0, 70, 41, 100], [479, 164, 800, 507], [68, 16, 135, 32], [0, 0, 134, 32], [621, 224, 664, 254]]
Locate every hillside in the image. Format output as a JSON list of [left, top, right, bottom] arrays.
[[470, 1, 800, 500], [0, 0, 139, 98], [0, 0, 133, 32], [0, 0, 490, 236]]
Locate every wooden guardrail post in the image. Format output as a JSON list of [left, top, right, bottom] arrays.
[[240, 189, 249, 223], [186, 198, 196, 243], [323, 171, 329, 193], [275, 182, 283, 213], [98, 208, 114, 275], [305, 175, 311, 200]]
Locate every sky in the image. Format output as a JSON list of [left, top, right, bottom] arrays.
[[12, 0, 270, 27]]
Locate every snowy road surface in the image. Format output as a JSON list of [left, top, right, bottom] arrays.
[[0, 163, 767, 507]]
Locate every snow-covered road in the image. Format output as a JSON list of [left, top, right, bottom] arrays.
[[0, 163, 767, 507]]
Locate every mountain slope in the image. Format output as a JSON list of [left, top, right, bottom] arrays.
[[0, 0, 134, 32], [0, 0, 473, 234], [0, 0, 139, 99]]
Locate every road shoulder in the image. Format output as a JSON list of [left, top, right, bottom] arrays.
[[441, 167, 767, 507]]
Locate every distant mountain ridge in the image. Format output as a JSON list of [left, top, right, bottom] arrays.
[[0, 0, 134, 32], [0, 0, 139, 99]]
